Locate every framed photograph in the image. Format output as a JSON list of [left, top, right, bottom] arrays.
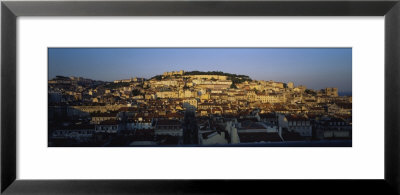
[[47, 47, 352, 147], [2, 0, 400, 194]]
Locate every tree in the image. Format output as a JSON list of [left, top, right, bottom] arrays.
[[132, 89, 143, 96], [305, 89, 316, 96], [151, 75, 163, 81], [183, 71, 252, 83], [230, 83, 237, 89], [103, 82, 130, 89]]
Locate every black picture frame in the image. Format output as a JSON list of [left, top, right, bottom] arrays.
[[1, 0, 399, 194]]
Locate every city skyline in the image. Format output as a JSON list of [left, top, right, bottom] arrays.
[[48, 48, 352, 93], [48, 48, 352, 147]]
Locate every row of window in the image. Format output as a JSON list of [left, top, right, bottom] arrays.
[[95, 126, 118, 130], [53, 130, 94, 135]]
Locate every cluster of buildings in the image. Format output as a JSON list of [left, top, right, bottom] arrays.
[[48, 71, 352, 146]]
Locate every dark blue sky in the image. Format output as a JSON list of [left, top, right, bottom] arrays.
[[48, 48, 352, 92]]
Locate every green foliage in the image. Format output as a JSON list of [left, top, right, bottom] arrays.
[[230, 83, 238, 89], [103, 82, 130, 89], [136, 83, 144, 88], [151, 75, 163, 81], [55, 75, 70, 80], [305, 89, 316, 95], [183, 71, 252, 84], [230, 76, 251, 85], [150, 71, 252, 85], [132, 89, 143, 96]]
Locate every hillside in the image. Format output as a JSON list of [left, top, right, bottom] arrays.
[[151, 70, 252, 84]]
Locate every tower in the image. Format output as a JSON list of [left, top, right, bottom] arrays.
[[288, 82, 294, 89]]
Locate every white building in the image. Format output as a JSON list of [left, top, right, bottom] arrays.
[[154, 120, 183, 136], [224, 120, 240, 144], [95, 120, 119, 133], [182, 98, 198, 110], [286, 115, 312, 137], [52, 124, 95, 142]]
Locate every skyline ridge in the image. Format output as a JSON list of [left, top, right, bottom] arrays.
[[49, 48, 352, 92], [50, 69, 351, 95]]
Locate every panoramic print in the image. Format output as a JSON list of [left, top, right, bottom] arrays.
[[48, 48, 352, 147]]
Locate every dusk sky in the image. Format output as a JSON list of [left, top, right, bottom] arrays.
[[48, 48, 352, 93]]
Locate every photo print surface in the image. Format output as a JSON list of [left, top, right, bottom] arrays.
[[48, 48, 352, 147]]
